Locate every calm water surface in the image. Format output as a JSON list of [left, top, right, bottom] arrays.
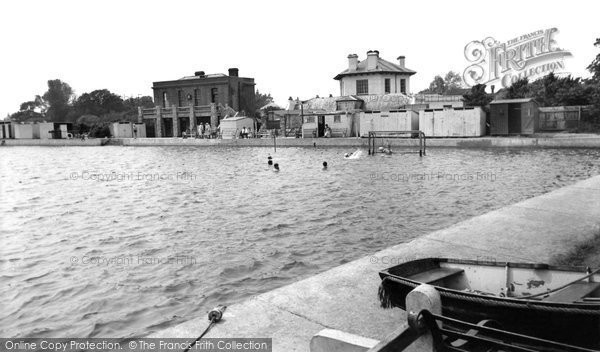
[[1, 146, 599, 338]]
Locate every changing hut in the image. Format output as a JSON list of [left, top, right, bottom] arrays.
[[219, 116, 255, 139], [489, 98, 539, 135]]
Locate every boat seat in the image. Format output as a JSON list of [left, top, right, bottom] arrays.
[[543, 282, 600, 303], [407, 267, 464, 284]]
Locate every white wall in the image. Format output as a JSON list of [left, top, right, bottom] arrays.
[[34, 123, 54, 139], [427, 101, 464, 109], [358, 111, 418, 137], [110, 123, 133, 138], [0, 124, 9, 138], [340, 73, 411, 96], [134, 123, 147, 138], [419, 107, 486, 137], [12, 124, 34, 139], [220, 118, 254, 139]]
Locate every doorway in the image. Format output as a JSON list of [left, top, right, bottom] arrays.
[[179, 117, 189, 135], [318, 115, 325, 137], [163, 119, 173, 137], [508, 104, 522, 134]]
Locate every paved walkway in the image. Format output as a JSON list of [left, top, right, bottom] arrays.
[[120, 135, 600, 148], [3, 135, 600, 148], [151, 176, 600, 351]]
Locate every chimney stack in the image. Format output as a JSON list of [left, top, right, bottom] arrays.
[[367, 50, 379, 70], [287, 97, 295, 111], [228, 68, 239, 77], [397, 56, 405, 68], [348, 54, 358, 71]]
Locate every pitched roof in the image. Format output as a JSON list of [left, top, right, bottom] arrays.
[[490, 98, 538, 104], [335, 95, 362, 102], [334, 57, 416, 80], [299, 94, 411, 112], [303, 97, 338, 112]]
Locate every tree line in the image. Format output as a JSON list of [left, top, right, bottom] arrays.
[[8, 80, 275, 137], [462, 38, 600, 130], [8, 80, 154, 137]]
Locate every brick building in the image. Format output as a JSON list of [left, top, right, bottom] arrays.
[[152, 68, 255, 115], [142, 68, 255, 137], [334, 50, 416, 96]]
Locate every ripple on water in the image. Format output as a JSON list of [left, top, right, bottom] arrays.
[[0, 146, 599, 338]]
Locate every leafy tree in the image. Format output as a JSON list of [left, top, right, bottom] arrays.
[[505, 73, 591, 106], [587, 37, 600, 82], [463, 84, 493, 107], [11, 95, 47, 122], [585, 37, 600, 126], [19, 95, 46, 112], [505, 78, 531, 99], [123, 96, 154, 111], [9, 110, 45, 122], [74, 89, 125, 116], [444, 71, 463, 89], [255, 90, 274, 109], [254, 90, 274, 117], [426, 75, 446, 94], [420, 71, 464, 95], [43, 79, 74, 121]]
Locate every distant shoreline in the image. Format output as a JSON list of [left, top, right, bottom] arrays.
[[2, 135, 600, 148]]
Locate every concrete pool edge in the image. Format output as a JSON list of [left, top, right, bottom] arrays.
[[2, 135, 600, 148], [149, 175, 600, 351]]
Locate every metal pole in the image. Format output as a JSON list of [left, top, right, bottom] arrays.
[[273, 132, 276, 153]]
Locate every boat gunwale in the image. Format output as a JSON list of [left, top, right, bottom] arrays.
[[379, 257, 600, 310]]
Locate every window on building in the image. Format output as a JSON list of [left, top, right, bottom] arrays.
[[334, 115, 341, 123], [178, 90, 184, 107], [384, 79, 391, 94], [162, 92, 169, 108], [356, 80, 368, 95], [400, 79, 406, 94], [194, 89, 200, 106], [306, 116, 315, 123], [211, 88, 219, 103]]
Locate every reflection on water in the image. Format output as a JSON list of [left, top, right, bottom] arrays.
[[1, 146, 599, 338]]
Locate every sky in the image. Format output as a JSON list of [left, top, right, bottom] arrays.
[[1, 0, 598, 117]]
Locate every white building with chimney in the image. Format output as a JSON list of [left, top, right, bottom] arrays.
[[334, 50, 416, 96]]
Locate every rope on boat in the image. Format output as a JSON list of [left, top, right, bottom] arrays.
[[379, 276, 600, 316], [513, 267, 600, 299]]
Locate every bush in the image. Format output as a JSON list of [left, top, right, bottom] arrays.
[[88, 123, 111, 138]]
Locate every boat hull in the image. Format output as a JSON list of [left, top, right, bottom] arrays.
[[378, 258, 600, 348]]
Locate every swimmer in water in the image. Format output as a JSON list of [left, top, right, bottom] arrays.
[[322, 161, 328, 169], [273, 163, 280, 171], [268, 160, 273, 166], [378, 145, 392, 155], [344, 150, 361, 159]]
